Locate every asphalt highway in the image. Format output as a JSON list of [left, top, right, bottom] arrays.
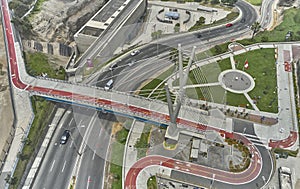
[[32, 107, 96, 189], [74, 112, 114, 189], [93, 0, 257, 90], [31, 105, 116, 189]]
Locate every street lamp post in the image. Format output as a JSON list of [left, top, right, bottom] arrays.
[[210, 173, 215, 189]]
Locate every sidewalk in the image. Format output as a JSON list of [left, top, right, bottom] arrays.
[[123, 120, 144, 178], [0, 87, 33, 189]]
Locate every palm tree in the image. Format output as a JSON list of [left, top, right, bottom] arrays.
[[250, 21, 261, 38]]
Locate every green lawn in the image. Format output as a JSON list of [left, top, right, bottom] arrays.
[[187, 48, 276, 111], [9, 97, 55, 189], [135, 124, 152, 159], [195, 43, 231, 60], [25, 52, 66, 80], [147, 176, 157, 189], [138, 65, 175, 101], [245, 0, 262, 5], [239, 7, 300, 45], [110, 127, 129, 189], [234, 49, 277, 112], [216, 48, 277, 112], [189, 12, 239, 32], [226, 91, 251, 108]]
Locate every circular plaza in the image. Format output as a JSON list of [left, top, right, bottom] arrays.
[[218, 69, 255, 94]]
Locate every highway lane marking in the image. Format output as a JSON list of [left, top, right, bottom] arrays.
[[70, 141, 73, 148], [50, 160, 55, 172], [79, 119, 83, 127], [92, 149, 96, 160], [87, 175, 91, 189], [62, 161, 66, 172], [69, 118, 74, 127], [98, 127, 103, 137]]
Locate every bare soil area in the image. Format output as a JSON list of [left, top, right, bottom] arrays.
[[0, 21, 14, 157], [30, 0, 105, 43]]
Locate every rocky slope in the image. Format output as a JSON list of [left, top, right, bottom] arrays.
[[30, 0, 105, 43]]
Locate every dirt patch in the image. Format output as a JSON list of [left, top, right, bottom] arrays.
[[0, 20, 14, 158], [248, 114, 278, 125], [111, 122, 123, 135]]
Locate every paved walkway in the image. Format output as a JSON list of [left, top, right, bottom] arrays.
[[123, 120, 143, 182], [0, 88, 33, 188]]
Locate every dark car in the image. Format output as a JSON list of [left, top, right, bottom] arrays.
[[226, 23, 233, 27], [169, 182, 175, 188], [109, 63, 118, 71], [60, 130, 70, 144]]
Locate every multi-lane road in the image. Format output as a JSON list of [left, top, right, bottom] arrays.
[[1, 0, 286, 188], [32, 106, 115, 189]]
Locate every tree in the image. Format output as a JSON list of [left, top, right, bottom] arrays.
[[174, 23, 180, 32], [250, 21, 261, 38], [197, 16, 206, 25], [211, 0, 220, 4], [169, 48, 178, 62], [214, 45, 222, 54], [221, 0, 237, 6], [151, 30, 163, 40], [0, 63, 3, 75]]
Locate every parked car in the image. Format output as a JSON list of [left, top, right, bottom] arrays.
[[130, 50, 140, 56], [60, 130, 70, 144], [226, 23, 233, 27]]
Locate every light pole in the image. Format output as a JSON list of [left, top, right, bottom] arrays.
[[210, 173, 215, 189]]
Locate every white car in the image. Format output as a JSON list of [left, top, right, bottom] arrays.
[[128, 59, 136, 66], [104, 79, 114, 90], [130, 50, 140, 56]]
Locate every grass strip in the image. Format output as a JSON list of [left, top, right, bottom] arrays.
[[245, 0, 262, 5], [8, 96, 55, 189], [109, 126, 129, 189], [189, 12, 239, 32], [147, 176, 157, 189], [135, 124, 152, 159]]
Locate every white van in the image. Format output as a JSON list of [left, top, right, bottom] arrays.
[[104, 79, 114, 90]]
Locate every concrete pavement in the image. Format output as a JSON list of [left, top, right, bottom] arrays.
[[0, 88, 33, 188], [123, 120, 143, 185]]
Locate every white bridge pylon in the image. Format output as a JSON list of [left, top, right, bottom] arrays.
[[165, 44, 196, 142]]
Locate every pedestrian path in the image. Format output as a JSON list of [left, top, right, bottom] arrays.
[[0, 88, 33, 189], [123, 120, 144, 188]]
